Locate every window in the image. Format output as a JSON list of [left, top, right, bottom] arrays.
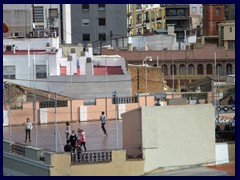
[[4, 66, 15, 79], [70, 48, 75, 53], [200, 7, 203, 13], [99, 33, 106, 41], [98, 4, 105, 11], [168, 9, 176, 16], [192, 7, 197, 13], [226, 64, 232, 75], [171, 64, 176, 75], [197, 64, 203, 75], [162, 64, 168, 75], [206, 64, 213, 74], [230, 27, 232, 32], [33, 6, 44, 23], [188, 64, 194, 75], [179, 64, 185, 75], [228, 40, 235, 49], [98, 18, 106, 26], [82, 19, 90, 26], [36, 65, 47, 79], [83, 33, 90, 41], [216, 7, 221, 16], [82, 4, 89, 10], [177, 9, 185, 16]]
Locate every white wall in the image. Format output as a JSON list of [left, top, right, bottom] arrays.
[[215, 143, 229, 165], [141, 104, 215, 172]]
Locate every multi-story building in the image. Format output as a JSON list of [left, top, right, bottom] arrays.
[[165, 4, 191, 42], [71, 4, 127, 54], [190, 4, 203, 37], [3, 36, 132, 99], [203, 4, 225, 36], [127, 4, 165, 36], [218, 21, 235, 50], [102, 44, 235, 91], [3, 4, 72, 44]]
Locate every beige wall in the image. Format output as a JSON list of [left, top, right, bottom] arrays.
[[128, 65, 164, 96], [122, 108, 142, 157], [3, 140, 144, 176], [228, 142, 235, 163], [122, 104, 216, 173], [69, 150, 144, 176]]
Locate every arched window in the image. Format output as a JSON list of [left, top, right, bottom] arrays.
[[216, 7, 221, 16], [162, 64, 168, 75], [226, 63, 232, 75], [188, 64, 194, 75], [206, 64, 213, 74], [171, 64, 176, 75], [179, 64, 185, 75], [197, 64, 203, 75], [216, 64, 223, 75]]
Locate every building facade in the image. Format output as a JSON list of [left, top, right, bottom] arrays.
[[102, 44, 235, 91], [203, 4, 225, 36], [218, 21, 235, 50], [165, 4, 191, 41], [127, 4, 166, 36], [3, 4, 72, 44], [71, 4, 127, 54]]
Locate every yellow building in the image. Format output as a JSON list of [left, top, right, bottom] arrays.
[[127, 4, 166, 36]]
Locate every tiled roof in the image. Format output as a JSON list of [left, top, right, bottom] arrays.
[[3, 81, 69, 103]]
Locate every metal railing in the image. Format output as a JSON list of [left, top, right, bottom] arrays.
[[216, 105, 235, 114], [11, 143, 26, 156], [71, 150, 112, 164]]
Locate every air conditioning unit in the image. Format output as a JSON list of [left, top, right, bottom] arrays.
[[5, 45, 14, 51]]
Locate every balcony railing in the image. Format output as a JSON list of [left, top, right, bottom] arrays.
[[71, 150, 112, 164], [11, 143, 26, 156]]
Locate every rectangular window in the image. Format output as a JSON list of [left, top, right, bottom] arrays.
[[33, 6, 44, 23], [36, 65, 47, 79], [83, 33, 90, 41], [82, 4, 89, 11], [98, 18, 106, 26], [99, 33, 106, 41], [70, 48, 75, 53], [98, 4, 105, 11], [228, 41, 235, 49], [192, 7, 197, 13], [82, 18, 90, 26], [4, 66, 16, 79]]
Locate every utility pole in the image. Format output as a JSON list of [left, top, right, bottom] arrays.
[[137, 66, 140, 108]]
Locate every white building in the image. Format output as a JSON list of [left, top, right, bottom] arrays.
[[3, 36, 131, 99]]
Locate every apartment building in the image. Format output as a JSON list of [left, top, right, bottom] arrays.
[[3, 4, 72, 44], [71, 4, 127, 54], [127, 4, 165, 36]]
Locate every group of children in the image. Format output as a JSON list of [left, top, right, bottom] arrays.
[[64, 121, 87, 153]]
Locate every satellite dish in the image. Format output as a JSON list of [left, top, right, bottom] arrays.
[[3, 22, 9, 33]]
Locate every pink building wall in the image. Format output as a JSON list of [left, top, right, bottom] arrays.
[[6, 96, 156, 126]]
